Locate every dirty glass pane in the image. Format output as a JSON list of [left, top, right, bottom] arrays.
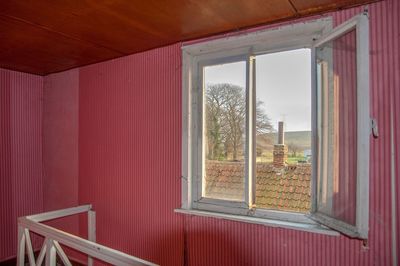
[[254, 49, 312, 212], [202, 61, 247, 201], [316, 30, 357, 226]]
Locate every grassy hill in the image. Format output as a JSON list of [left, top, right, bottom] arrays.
[[282, 131, 312, 150], [257, 131, 311, 163], [257, 131, 311, 156], [257, 131, 311, 150]]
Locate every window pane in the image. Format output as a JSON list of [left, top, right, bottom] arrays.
[[255, 49, 312, 213], [202, 61, 247, 201], [316, 30, 357, 226]]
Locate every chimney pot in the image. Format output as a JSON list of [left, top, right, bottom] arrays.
[[278, 121, 284, 144], [273, 121, 287, 168]]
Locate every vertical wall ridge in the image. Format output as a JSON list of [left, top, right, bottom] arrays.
[[0, 68, 43, 261]]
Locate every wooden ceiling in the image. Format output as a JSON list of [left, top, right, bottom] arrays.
[[0, 0, 376, 75]]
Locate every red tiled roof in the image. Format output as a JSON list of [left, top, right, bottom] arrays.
[[204, 161, 311, 213], [205, 161, 245, 201]]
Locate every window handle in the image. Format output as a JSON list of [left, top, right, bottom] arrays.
[[371, 118, 379, 138]]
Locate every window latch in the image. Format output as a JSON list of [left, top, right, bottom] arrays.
[[371, 118, 379, 138]]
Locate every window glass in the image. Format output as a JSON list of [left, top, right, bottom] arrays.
[[316, 30, 357, 226], [255, 49, 312, 212], [203, 61, 247, 201]]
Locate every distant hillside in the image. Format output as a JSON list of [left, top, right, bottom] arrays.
[[257, 131, 311, 151]]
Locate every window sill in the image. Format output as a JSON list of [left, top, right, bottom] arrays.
[[175, 208, 340, 236]]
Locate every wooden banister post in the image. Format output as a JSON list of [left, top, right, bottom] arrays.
[[17, 226, 26, 266], [88, 210, 96, 266]]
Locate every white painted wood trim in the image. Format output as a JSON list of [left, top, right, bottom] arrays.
[[36, 243, 46, 266], [181, 50, 192, 209], [182, 18, 332, 55], [17, 226, 25, 266], [19, 217, 157, 266], [355, 12, 370, 239], [175, 209, 339, 236], [313, 15, 359, 47], [309, 212, 359, 238], [24, 229, 36, 266], [391, 105, 398, 266], [246, 56, 256, 207], [53, 241, 72, 266], [18, 206, 157, 266], [88, 210, 96, 266], [45, 238, 56, 266], [310, 47, 318, 213], [27, 205, 92, 222]]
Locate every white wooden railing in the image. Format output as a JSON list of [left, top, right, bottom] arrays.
[[17, 205, 157, 266]]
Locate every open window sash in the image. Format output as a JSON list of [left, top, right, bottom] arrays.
[[310, 13, 370, 239], [192, 54, 256, 215]]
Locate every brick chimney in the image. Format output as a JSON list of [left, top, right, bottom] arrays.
[[273, 121, 287, 168]]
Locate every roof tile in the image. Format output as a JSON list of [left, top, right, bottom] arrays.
[[204, 161, 311, 212]]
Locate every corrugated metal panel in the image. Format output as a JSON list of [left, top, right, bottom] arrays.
[[78, 44, 184, 266], [0, 68, 13, 261], [42, 69, 81, 261], [387, 0, 400, 261], [76, 0, 398, 265], [0, 68, 43, 261], [361, 0, 399, 263], [43, 69, 79, 222]]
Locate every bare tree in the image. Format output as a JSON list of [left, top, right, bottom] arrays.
[[205, 84, 228, 160], [256, 100, 274, 135], [205, 83, 273, 161], [222, 85, 246, 160]]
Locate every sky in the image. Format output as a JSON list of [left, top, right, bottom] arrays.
[[204, 48, 311, 132]]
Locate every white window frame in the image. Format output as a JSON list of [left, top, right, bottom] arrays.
[[310, 13, 370, 239], [178, 14, 370, 238]]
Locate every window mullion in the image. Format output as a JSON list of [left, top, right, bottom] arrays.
[[245, 55, 256, 208], [311, 47, 318, 213]]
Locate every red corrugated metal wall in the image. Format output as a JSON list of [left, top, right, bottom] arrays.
[[78, 44, 184, 265], [42, 69, 81, 261], [77, 1, 399, 265], [43, 69, 79, 231], [0, 68, 43, 261], [364, 0, 400, 263], [387, 0, 400, 261], [0, 68, 82, 263], [394, 24, 400, 265], [394, 1, 400, 261]]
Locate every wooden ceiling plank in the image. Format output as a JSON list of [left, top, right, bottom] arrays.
[[184, 0, 296, 35], [0, 0, 380, 75], [290, 0, 377, 15], [0, 15, 121, 75], [0, 1, 178, 54], [0, 13, 125, 55]]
